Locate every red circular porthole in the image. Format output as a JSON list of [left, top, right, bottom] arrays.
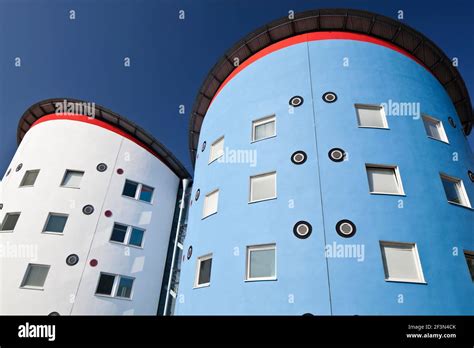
[[104, 210, 112, 217], [89, 259, 98, 267], [117, 168, 124, 175]]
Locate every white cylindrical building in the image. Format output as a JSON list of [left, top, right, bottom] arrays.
[[0, 99, 190, 315]]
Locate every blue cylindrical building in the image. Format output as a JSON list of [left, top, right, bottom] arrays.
[[176, 9, 474, 315]]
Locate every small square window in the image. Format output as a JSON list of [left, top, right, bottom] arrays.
[[366, 165, 404, 195], [110, 223, 128, 243], [440, 174, 471, 208], [355, 104, 388, 129], [61, 170, 84, 188], [139, 185, 154, 203], [1, 213, 20, 232], [246, 244, 276, 281], [249, 172, 277, 203], [209, 136, 224, 163], [20, 170, 40, 187], [122, 180, 139, 198], [380, 241, 425, 283], [422, 115, 449, 143], [96, 273, 116, 296], [43, 213, 68, 233], [129, 227, 145, 247], [116, 276, 134, 298], [464, 251, 474, 282], [194, 254, 213, 288], [252, 115, 276, 142], [21, 264, 50, 289], [202, 189, 219, 219]]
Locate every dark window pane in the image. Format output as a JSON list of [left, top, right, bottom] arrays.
[[465, 254, 474, 282], [110, 223, 128, 243], [116, 277, 134, 298], [198, 258, 212, 285], [21, 170, 39, 187], [139, 185, 154, 202], [44, 214, 68, 233], [96, 274, 115, 295], [1, 213, 20, 231], [122, 180, 138, 198], [129, 228, 144, 247], [442, 178, 461, 204]]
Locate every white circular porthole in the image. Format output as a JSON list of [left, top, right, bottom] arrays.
[[291, 151, 307, 165], [293, 221, 312, 239], [336, 219, 356, 238], [289, 96, 304, 107], [322, 92, 337, 103], [328, 148, 345, 162]]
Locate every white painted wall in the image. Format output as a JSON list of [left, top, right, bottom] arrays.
[[0, 118, 180, 315]]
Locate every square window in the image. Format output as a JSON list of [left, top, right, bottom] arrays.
[[355, 104, 388, 129], [139, 185, 154, 203], [43, 213, 68, 233], [464, 251, 474, 282], [366, 165, 404, 195], [21, 264, 50, 289], [252, 115, 276, 142], [96, 273, 116, 296], [422, 115, 448, 143], [20, 170, 40, 187], [440, 174, 471, 208], [122, 180, 139, 198], [1, 213, 20, 232], [202, 189, 219, 218], [246, 244, 276, 281], [195, 254, 213, 287], [61, 170, 84, 188], [116, 276, 134, 298], [129, 227, 145, 247], [110, 223, 128, 243], [380, 242, 425, 283], [249, 172, 277, 203], [209, 136, 224, 163]]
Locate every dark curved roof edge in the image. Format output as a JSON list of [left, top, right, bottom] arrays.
[[189, 8, 473, 166], [18, 98, 191, 179]]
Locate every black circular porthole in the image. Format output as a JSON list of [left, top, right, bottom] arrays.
[[322, 92, 337, 103], [201, 141, 207, 152], [66, 254, 79, 266], [48, 312, 60, 316], [336, 220, 356, 238], [448, 117, 456, 128], [5, 168, 11, 177], [293, 221, 312, 239], [302, 313, 314, 316], [289, 96, 304, 107], [96, 163, 108, 172], [15, 163, 23, 172], [82, 205, 94, 215], [291, 151, 307, 165], [0, 204, 3, 210], [468, 170, 474, 182], [328, 148, 346, 162], [195, 189, 200, 201], [187, 246, 193, 260]]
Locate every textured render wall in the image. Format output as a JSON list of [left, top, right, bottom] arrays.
[[0, 118, 180, 315], [176, 38, 474, 315]]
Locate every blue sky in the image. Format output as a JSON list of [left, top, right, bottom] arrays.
[[0, 0, 472, 175]]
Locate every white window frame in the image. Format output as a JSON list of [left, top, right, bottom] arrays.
[[208, 136, 225, 164], [60, 169, 84, 189], [422, 114, 449, 143], [122, 179, 155, 204], [95, 272, 135, 300], [355, 104, 389, 129], [194, 253, 213, 288], [380, 241, 426, 284], [20, 263, 50, 290], [202, 189, 219, 219], [42, 213, 68, 234], [109, 222, 146, 248], [249, 171, 277, 203], [252, 115, 276, 142], [246, 244, 277, 281], [365, 164, 405, 196], [440, 173, 471, 208], [0, 212, 21, 232], [19, 169, 40, 187]]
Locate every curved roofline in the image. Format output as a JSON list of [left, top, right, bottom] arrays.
[[189, 8, 473, 166], [18, 98, 191, 179]]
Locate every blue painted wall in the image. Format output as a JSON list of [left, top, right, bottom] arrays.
[[176, 38, 474, 315]]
